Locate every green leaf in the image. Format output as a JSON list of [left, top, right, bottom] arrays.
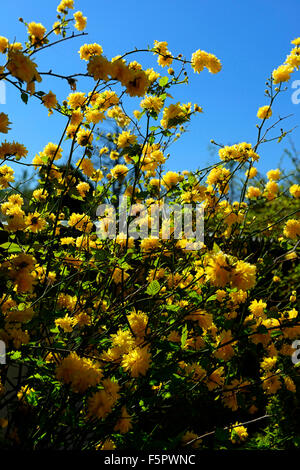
[[131, 155, 140, 164], [50, 326, 59, 334], [146, 280, 160, 296], [270, 330, 283, 338], [213, 242, 221, 253], [206, 294, 217, 302], [181, 324, 188, 348], [21, 92, 28, 104], [8, 351, 22, 360], [0, 242, 22, 253], [159, 77, 169, 87]]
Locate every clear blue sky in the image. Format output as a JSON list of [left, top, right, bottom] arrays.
[[1, 0, 300, 180]]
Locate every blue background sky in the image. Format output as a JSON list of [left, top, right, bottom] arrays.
[[1, 0, 300, 180]]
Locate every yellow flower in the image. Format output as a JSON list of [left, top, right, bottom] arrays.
[[219, 142, 259, 163], [246, 186, 261, 198], [257, 105, 272, 119], [68, 213, 93, 232], [53, 21, 62, 35], [9, 42, 23, 52], [0, 164, 14, 188], [267, 168, 281, 181], [0, 36, 9, 53], [283, 219, 300, 239], [85, 109, 105, 124], [214, 330, 235, 361], [55, 315, 75, 332], [121, 346, 151, 377], [42, 91, 57, 114], [27, 22, 47, 47], [0, 113, 11, 134], [272, 64, 294, 84], [246, 167, 257, 179], [74, 11, 87, 31], [114, 406, 133, 434], [25, 212, 46, 233], [111, 267, 130, 284], [231, 260, 256, 291], [79, 43, 103, 61], [57, 0, 74, 13], [153, 40, 173, 67], [67, 92, 86, 109], [284, 376, 296, 393], [117, 131, 137, 148], [126, 70, 149, 97], [127, 310, 149, 338], [42, 142, 62, 161], [17, 385, 35, 402], [98, 439, 116, 450], [191, 49, 222, 74], [32, 188, 48, 201], [216, 289, 227, 302], [110, 59, 131, 85], [205, 252, 231, 287], [140, 237, 160, 254], [260, 356, 277, 371], [286, 47, 300, 69], [76, 181, 90, 197], [206, 367, 225, 391], [160, 103, 187, 129], [249, 299, 267, 317], [87, 379, 120, 419], [162, 171, 180, 188], [289, 184, 300, 198], [230, 423, 248, 444], [111, 164, 129, 181], [145, 68, 160, 83], [56, 352, 102, 393], [291, 37, 300, 46], [7, 51, 42, 85], [261, 371, 281, 394], [140, 95, 164, 114], [87, 55, 111, 81], [76, 128, 93, 146], [77, 157, 95, 177]]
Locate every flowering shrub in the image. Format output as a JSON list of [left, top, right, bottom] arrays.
[[0, 0, 300, 450]]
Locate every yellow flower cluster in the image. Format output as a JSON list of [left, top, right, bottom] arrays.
[[153, 40, 173, 67], [56, 352, 103, 393], [27, 22, 47, 47], [257, 105, 272, 120], [230, 423, 248, 444], [7, 51, 42, 88], [219, 142, 259, 163], [191, 49, 222, 74], [87, 55, 150, 97], [272, 38, 300, 83], [205, 251, 256, 290]]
